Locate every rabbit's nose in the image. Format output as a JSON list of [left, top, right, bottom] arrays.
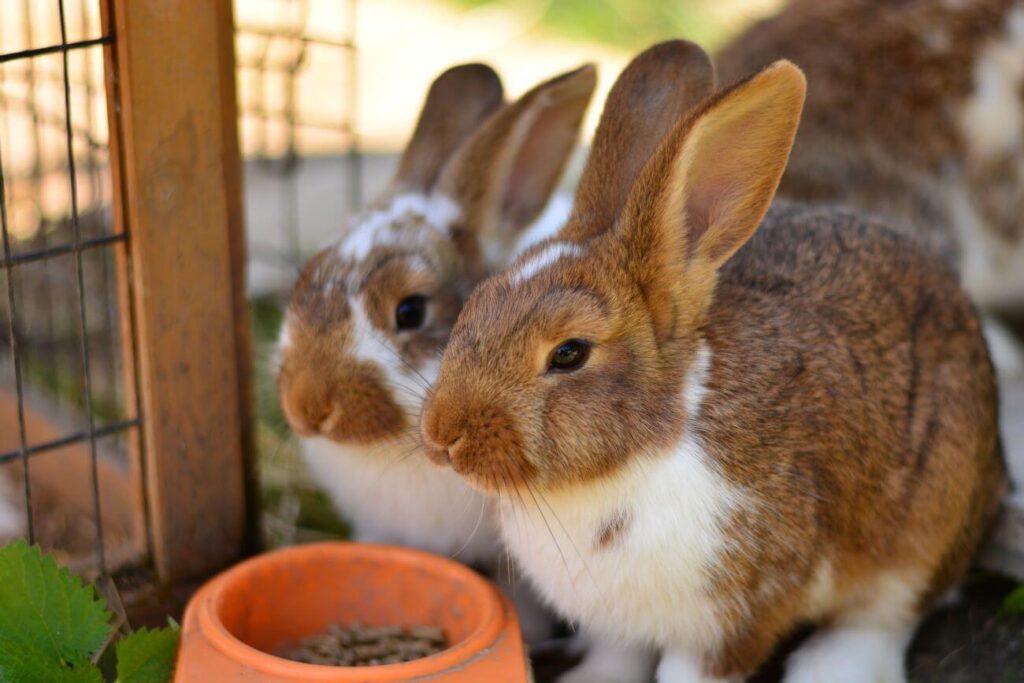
[[421, 400, 462, 467], [422, 432, 460, 467], [279, 382, 326, 438]]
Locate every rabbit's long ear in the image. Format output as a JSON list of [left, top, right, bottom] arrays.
[[436, 64, 597, 268], [561, 41, 714, 243], [388, 64, 504, 195], [621, 60, 806, 341]]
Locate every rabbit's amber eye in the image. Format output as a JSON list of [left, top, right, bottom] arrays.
[[395, 295, 428, 331], [548, 339, 591, 373]]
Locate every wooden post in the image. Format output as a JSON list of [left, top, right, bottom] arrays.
[[103, 0, 252, 580]]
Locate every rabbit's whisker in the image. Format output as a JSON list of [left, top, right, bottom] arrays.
[[502, 464, 530, 585], [369, 328, 434, 392], [524, 478, 576, 599], [449, 491, 487, 561], [536, 485, 601, 599]]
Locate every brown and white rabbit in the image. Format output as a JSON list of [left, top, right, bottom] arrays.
[[421, 41, 1006, 683], [275, 63, 596, 638], [716, 0, 1024, 372]]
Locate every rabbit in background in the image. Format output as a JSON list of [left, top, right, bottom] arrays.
[[275, 61, 597, 642], [421, 41, 1006, 683], [717, 0, 1024, 375]]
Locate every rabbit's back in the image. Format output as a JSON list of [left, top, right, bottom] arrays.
[[717, 0, 1024, 305], [698, 202, 1005, 636]]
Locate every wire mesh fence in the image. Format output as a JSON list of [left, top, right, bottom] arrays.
[[0, 0, 365, 578], [234, 0, 362, 548], [0, 0, 140, 579], [236, 0, 361, 293]]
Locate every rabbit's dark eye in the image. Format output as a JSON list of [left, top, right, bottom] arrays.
[[548, 339, 591, 373], [395, 295, 428, 331]]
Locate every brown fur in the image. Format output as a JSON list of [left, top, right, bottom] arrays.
[[717, 0, 1023, 265], [564, 41, 714, 241], [440, 65, 597, 265], [700, 204, 1005, 675], [594, 509, 632, 551], [422, 43, 1006, 678], [277, 63, 597, 447], [386, 63, 503, 199]]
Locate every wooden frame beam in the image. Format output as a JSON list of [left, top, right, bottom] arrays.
[[103, 0, 252, 580]]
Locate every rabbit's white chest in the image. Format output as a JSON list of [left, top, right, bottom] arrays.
[[499, 434, 741, 652], [301, 437, 499, 564]]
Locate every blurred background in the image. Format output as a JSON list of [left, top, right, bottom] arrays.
[[0, 0, 782, 562]]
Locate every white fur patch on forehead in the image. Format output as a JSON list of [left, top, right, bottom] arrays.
[[277, 317, 293, 351], [684, 343, 712, 424], [512, 192, 574, 259], [347, 296, 438, 419], [960, 6, 1024, 160], [508, 241, 583, 286], [273, 317, 294, 372], [339, 193, 461, 262]]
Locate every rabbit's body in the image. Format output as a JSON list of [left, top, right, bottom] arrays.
[[717, 0, 1024, 310], [422, 44, 1007, 681], [277, 63, 597, 643], [499, 204, 1005, 677]]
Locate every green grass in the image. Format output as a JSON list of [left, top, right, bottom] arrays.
[[444, 0, 737, 51], [20, 356, 122, 426], [250, 296, 289, 439]]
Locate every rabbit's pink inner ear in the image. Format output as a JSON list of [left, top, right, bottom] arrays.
[[672, 61, 806, 267], [561, 40, 715, 243], [617, 60, 805, 343], [498, 65, 597, 231], [389, 63, 504, 195], [435, 64, 597, 259]]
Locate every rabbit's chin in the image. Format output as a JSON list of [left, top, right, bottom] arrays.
[[299, 435, 500, 565]]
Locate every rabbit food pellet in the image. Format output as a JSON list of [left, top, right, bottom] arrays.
[[282, 623, 447, 666]]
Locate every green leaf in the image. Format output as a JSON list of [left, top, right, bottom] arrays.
[[0, 639, 103, 683], [115, 626, 180, 683], [1003, 584, 1024, 615], [0, 541, 112, 663]]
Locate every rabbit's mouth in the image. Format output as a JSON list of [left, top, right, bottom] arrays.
[[317, 405, 406, 445], [291, 398, 407, 446], [278, 360, 408, 446], [420, 401, 539, 494]]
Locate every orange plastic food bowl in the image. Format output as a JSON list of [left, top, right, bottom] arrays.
[[174, 542, 530, 682]]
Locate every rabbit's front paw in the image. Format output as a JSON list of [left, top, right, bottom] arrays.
[[784, 625, 909, 683]]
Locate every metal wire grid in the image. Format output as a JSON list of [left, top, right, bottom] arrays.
[[232, 0, 364, 545], [235, 0, 362, 279], [1, 0, 363, 575], [0, 0, 138, 577]]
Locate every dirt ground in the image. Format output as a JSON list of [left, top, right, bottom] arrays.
[[906, 573, 1024, 683], [531, 572, 1024, 683]]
